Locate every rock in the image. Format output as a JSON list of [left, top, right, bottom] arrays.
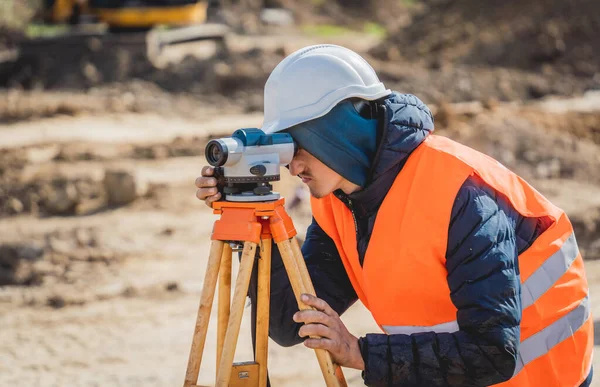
[[103, 168, 148, 206], [47, 295, 66, 309], [161, 228, 174, 236], [18, 244, 45, 261], [6, 197, 23, 214], [41, 180, 79, 215], [528, 79, 552, 99], [165, 281, 179, 292], [75, 228, 95, 247], [0, 243, 46, 285], [83, 62, 101, 84], [260, 8, 295, 26]]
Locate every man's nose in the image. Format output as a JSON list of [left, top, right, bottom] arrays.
[[288, 158, 302, 176]]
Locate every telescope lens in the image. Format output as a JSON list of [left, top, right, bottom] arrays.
[[205, 140, 228, 166], [209, 143, 222, 162]]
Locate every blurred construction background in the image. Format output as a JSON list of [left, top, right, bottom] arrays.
[[1, 0, 599, 386]]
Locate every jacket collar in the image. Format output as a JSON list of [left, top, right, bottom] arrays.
[[334, 92, 435, 218]]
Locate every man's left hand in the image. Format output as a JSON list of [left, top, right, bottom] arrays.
[[293, 294, 365, 370]]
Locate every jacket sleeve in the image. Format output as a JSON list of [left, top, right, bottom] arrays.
[[248, 217, 358, 347], [359, 176, 521, 387]]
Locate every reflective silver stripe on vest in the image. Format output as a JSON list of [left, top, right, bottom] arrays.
[[383, 233, 582, 348], [513, 294, 590, 376], [383, 320, 459, 335], [521, 233, 579, 309]]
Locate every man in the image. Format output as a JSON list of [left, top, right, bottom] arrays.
[[195, 45, 593, 386]]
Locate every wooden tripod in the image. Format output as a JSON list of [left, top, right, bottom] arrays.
[[183, 198, 347, 387]]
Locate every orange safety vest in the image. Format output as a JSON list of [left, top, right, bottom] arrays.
[[311, 135, 592, 386]]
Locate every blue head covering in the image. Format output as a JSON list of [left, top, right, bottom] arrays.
[[285, 100, 378, 187]]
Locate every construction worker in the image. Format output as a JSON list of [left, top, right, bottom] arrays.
[[195, 45, 593, 386]]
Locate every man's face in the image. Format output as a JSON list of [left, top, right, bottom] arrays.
[[287, 148, 345, 199]]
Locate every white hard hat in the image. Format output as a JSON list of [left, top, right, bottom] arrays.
[[261, 44, 391, 134]]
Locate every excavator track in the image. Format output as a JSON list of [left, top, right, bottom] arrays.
[[0, 0, 229, 88], [0, 22, 229, 88]]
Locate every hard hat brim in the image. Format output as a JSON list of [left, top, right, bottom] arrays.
[[262, 86, 391, 134]]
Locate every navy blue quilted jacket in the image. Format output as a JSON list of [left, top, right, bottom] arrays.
[[248, 93, 592, 386]]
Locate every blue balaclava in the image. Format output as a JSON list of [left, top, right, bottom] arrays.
[[285, 100, 378, 188]]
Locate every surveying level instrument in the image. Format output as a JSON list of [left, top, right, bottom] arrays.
[[183, 129, 347, 386], [205, 128, 297, 202]]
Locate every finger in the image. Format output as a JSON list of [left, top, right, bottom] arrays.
[[293, 310, 332, 326], [196, 187, 219, 200], [204, 194, 222, 208], [300, 294, 337, 317], [304, 338, 334, 351], [298, 323, 334, 339], [201, 166, 214, 176], [195, 176, 217, 189]]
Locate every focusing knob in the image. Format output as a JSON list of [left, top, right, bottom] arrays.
[[250, 164, 267, 176]]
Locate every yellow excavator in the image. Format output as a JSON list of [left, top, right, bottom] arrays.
[[40, 0, 228, 65], [0, 0, 229, 88], [44, 0, 215, 29]]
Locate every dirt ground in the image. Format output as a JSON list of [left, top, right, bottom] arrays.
[[1, 92, 600, 386], [1, 1, 600, 384]]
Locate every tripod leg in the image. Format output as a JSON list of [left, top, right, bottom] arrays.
[[216, 241, 258, 387], [184, 240, 225, 387], [256, 238, 271, 387], [217, 243, 232, 378], [290, 238, 348, 385], [277, 239, 348, 387]]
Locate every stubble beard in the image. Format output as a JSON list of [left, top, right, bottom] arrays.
[[307, 183, 326, 199], [309, 188, 323, 199]]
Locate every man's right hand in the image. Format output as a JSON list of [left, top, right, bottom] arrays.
[[195, 166, 221, 208]]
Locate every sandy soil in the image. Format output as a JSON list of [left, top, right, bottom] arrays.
[[1, 93, 599, 386]]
